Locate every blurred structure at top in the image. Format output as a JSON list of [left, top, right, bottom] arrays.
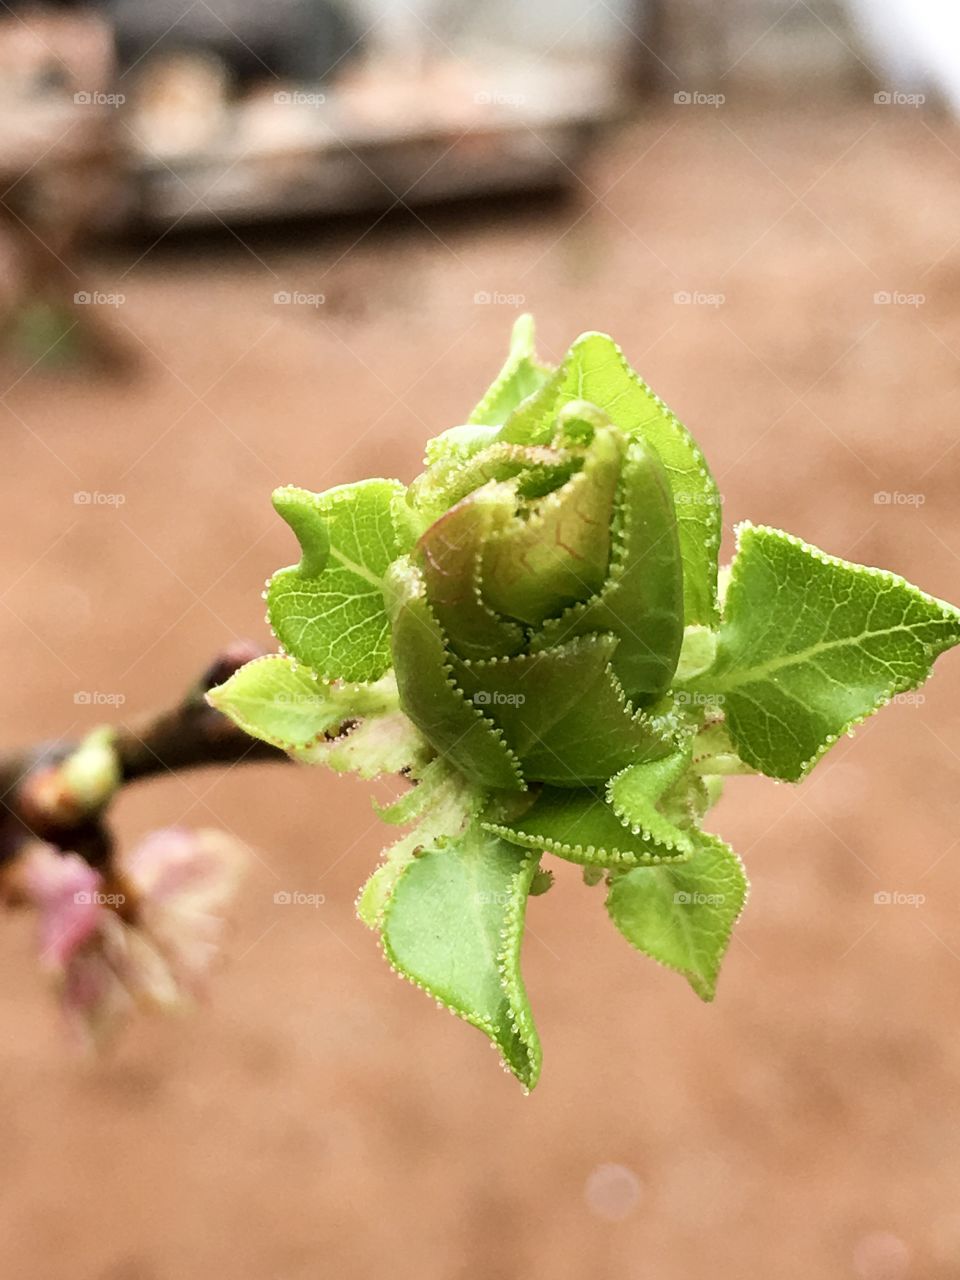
[[0, 0, 956, 366], [2, 0, 955, 235], [846, 0, 960, 114]]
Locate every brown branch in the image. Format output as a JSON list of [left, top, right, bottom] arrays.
[[0, 641, 288, 870]]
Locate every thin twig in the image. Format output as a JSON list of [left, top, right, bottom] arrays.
[[0, 641, 288, 869]]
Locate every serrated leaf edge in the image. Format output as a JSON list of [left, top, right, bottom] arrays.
[[604, 751, 696, 854], [569, 331, 722, 592], [378, 845, 542, 1090], [714, 521, 960, 780], [605, 833, 749, 1001], [482, 811, 690, 869]]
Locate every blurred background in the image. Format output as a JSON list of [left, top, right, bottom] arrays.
[[2, 1, 960, 1277]]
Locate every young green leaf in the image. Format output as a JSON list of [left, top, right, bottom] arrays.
[[415, 481, 525, 660], [533, 437, 684, 703], [293, 708, 431, 778], [268, 480, 405, 682], [500, 332, 720, 626], [207, 655, 395, 750], [481, 424, 622, 624], [516, 667, 674, 785], [606, 747, 698, 854], [692, 523, 960, 781], [467, 313, 554, 427], [412, 440, 575, 525], [450, 634, 674, 785], [449, 633, 621, 758], [381, 824, 542, 1089], [375, 757, 459, 826], [357, 762, 483, 926], [384, 557, 525, 790], [606, 833, 747, 999], [485, 786, 691, 868]]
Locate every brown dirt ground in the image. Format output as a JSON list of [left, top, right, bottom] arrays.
[[2, 97, 960, 1280]]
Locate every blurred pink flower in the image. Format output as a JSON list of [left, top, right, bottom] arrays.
[[21, 846, 102, 970], [18, 829, 244, 1046]]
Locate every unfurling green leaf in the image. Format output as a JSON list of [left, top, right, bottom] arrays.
[[481, 424, 622, 624], [381, 823, 542, 1089], [533, 437, 684, 703], [499, 332, 720, 627], [691, 523, 960, 781]]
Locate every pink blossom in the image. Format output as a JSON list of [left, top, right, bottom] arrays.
[[18, 829, 244, 1046], [20, 845, 103, 970]]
